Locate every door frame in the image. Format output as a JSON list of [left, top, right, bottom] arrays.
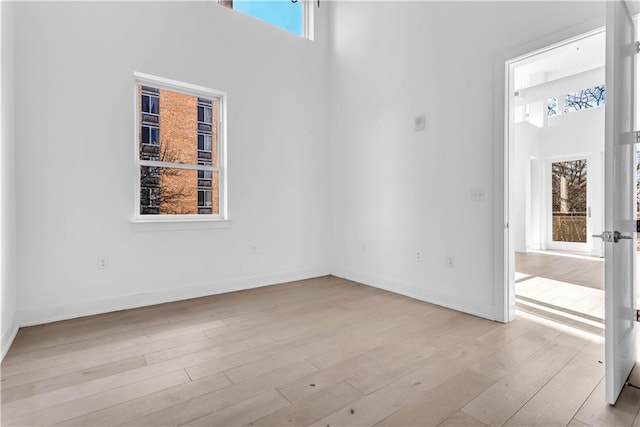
[[499, 25, 606, 322]]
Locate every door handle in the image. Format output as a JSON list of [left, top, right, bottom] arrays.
[[593, 231, 612, 241], [592, 231, 633, 242], [614, 231, 633, 242]]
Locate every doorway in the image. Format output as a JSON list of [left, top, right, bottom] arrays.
[[507, 29, 606, 332]]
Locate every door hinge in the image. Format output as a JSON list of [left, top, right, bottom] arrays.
[[636, 41, 640, 54], [636, 309, 640, 322]]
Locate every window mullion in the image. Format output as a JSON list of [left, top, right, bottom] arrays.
[[138, 160, 218, 172]]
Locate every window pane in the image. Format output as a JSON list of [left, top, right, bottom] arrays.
[[149, 96, 159, 114], [552, 159, 587, 243], [198, 170, 213, 179], [141, 126, 149, 143], [141, 125, 160, 146], [138, 85, 218, 165], [227, 1, 304, 37], [139, 166, 218, 215], [547, 97, 558, 117], [142, 95, 150, 113], [150, 127, 159, 144], [563, 85, 606, 113]]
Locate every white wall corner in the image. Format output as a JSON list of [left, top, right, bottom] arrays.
[[331, 267, 497, 322], [1, 320, 19, 361]]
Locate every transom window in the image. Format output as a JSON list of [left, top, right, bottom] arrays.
[[134, 73, 226, 219], [219, 0, 312, 39], [547, 85, 606, 117]]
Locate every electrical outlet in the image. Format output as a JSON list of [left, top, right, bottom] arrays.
[[416, 251, 423, 262], [414, 114, 426, 131], [251, 246, 258, 255], [470, 188, 485, 201], [446, 255, 454, 268], [97, 256, 108, 270]]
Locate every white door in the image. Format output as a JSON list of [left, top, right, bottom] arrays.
[[604, 0, 637, 405]]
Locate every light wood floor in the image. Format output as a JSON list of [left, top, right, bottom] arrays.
[[2, 276, 640, 426], [515, 251, 605, 331], [515, 251, 604, 290]]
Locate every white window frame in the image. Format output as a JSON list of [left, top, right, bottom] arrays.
[[132, 72, 228, 224]]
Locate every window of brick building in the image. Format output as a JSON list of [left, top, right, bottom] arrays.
[[219, 0, 313, 39], [134, 73, 227, 221]]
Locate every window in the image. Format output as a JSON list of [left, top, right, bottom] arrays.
[[547, 97, 558, 117], [135, 73, 226, 220], [551, 159, 587, 243], [563, 85, 605, 113], [219, 0, 312, 39], [545, 85, 605, 118]]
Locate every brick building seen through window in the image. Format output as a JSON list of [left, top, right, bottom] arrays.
[[138, 84, 220, 216]]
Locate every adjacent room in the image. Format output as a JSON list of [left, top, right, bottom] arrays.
[[2, 1, 640, 425], [510, 30, 607, 332]]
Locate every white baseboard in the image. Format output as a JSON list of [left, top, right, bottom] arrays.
[[332, 267, 496, 321], [17, 267, 330, 328], [1, 322, 19, 362]]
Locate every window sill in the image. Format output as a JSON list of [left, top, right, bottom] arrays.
[[130, 218, 231, 232]]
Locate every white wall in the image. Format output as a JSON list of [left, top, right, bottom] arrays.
[[1, 1, 19, 357], [328, 1, 605, 320], [13, 2, 331, 325], [513, 123, 540, 252]]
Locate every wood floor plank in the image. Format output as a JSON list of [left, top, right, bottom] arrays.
[[276, 341, 439, 404], [57, 372, 231, 427], [374, 370, 494, 427], [309, 342, 499, 427], [468, 329, 562, 381], [573, 378, 640, 427], [223, 313, 418, 384], [121, 360, 318, 426], [1, 355, 146, 404], [438, 411, 488, 427], [504, 339, 604, 426], [460, 331, 589, 426], [250, 382, 363, 426], [182, 389, 291, 427], [4, 370, 190, 426]]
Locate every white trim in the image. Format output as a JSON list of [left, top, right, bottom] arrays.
[[130, 218, 231, 231], [332, 267, 497, 322], [304, 0, 315, 41], [134, 72, 227, 100], [16, 268, 330, 328], [1, 322, 18, 362]]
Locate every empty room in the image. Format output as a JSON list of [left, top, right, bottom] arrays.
[[1, 0, 640, 426]]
